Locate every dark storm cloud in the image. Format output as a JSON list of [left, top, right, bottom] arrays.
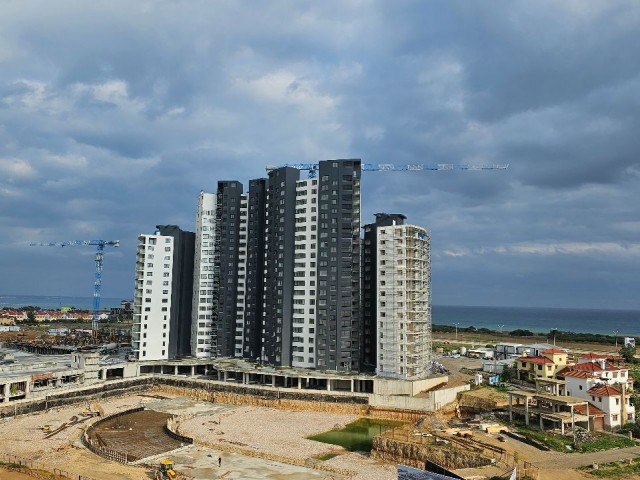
[[1, 0, 639, 309]]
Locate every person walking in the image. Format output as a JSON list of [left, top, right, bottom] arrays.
[[218, 457, 222, 467]]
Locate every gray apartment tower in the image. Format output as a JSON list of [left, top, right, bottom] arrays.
[[193, 159, 363, 372], [315, 160, 362, 372]]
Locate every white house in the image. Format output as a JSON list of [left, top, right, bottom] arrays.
[[561, 358, 634, 430]]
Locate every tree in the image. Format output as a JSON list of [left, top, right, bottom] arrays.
[[620, 344, 637, 364], [26, 310, 36, 323]]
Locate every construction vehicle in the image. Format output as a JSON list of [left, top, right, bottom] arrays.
[[156, 459, 177, 480]]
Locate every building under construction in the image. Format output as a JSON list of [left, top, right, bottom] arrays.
[[362, 214, 432, 380]]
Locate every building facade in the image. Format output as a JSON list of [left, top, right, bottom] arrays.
[[136, 159, 434, 377], [132, 226, 194, 361], [132, 233, 175, 360], [363, 216, 432, 379], [191, 192, 217, 357]]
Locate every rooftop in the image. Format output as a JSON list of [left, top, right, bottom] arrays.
[[517, 356, 554, 364], [587, 385, 622, 397]]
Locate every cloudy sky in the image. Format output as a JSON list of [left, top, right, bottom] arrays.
[[1, 0, 639, 310]]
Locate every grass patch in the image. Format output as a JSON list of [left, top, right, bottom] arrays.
[[517, 427, 637, 453], [580, 457, 640, 478], [314, 452, 340, 461], [576, 433, 637, 453], [307, 417, 404, 452], [516, 426, 573, 452]]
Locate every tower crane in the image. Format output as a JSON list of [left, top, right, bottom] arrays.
[[29, 240, 120, 334], [266, 162, 508, 178]]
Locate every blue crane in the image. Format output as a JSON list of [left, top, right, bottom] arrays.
[[29, 240, 120, 334], [266, 162, 508, 178]]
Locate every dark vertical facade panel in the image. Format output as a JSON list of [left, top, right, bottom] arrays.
[[315, 159, 362, 372], [262, 167, 299, 366], [360, 213, 406, 372], [213, 181, 243, 357], [156, 225, 195, 359], [243, 178, 267, 360]]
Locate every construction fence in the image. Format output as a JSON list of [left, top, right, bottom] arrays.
[[0, 452, 97, 480]]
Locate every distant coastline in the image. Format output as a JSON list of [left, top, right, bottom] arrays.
[[1, 296, 638, 337], [432, 305, 639, 337], [0, 295, 125, 311]]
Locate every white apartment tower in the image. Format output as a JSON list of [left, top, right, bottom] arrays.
[[363, 214, 432, 379], [132, 233, 174, 360], [191, 192, 217, 357], [291, 178, 320, 369]]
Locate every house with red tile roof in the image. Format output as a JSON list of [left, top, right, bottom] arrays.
[[516, 348, 572, 381], [561, 356, 634, 430]]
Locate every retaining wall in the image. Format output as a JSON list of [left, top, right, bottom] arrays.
[[0, 375, 439, 423], [82, 406, 145, 464]]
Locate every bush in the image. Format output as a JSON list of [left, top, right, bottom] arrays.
[[509, 329, 534, 336]]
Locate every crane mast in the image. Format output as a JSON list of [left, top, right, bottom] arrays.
[[30, 240, 120, 334]]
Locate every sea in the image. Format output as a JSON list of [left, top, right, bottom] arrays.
[[0, 294, 124, 311], [1, 295, 638, 336]]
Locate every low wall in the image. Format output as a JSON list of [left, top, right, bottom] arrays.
[[0, 377, 154, 419], [165, 415, 193, 445], [370, 393, 435, 411], [372, 434, 493, 470], [374, 376, 448, 396], [432, 384, 470, 409]]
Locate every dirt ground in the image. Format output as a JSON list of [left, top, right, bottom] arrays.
[[0, 393, 396, 480], [0, 468, 37, 480]]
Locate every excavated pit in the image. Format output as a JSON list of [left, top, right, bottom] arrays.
[[88, 409, 183, 461]]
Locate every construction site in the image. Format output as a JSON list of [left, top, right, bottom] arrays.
[[3, 340, 640, 480]]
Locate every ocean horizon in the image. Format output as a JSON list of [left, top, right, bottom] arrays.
[[1, 294, 638, 337]]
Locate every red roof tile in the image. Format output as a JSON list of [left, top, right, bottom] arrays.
[[563, 370, 591, 378], [542, 348, 566, 354], [587, 385, 622, 397], [580, 353, 623, 361], [575, 404, 606, 416], [517, 356, 554, 364]]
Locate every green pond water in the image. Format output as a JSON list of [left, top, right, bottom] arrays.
[[307, 417, 405, 452]]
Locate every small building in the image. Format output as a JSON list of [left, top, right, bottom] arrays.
[[467, 348, 494, 359], [495, 342, 523, 360], [516, 348, 571, 382], [483, 358, 515, 375], [520, 343, 561, 357]]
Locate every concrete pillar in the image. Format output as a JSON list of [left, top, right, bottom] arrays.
[[540, 415, 544, 431], [571, 406, 575, 433], [561, 420, 565, 436], [586, 403, 591, 431], [350, 379, 354, 393], [174, 365, 178, 375], [223, 371, 228, 382], [509, 395, 513, 422], [298, 377, 302, 389], [2, 384, 8, 403], [271, 376, 276, 387], [525, 398, 529, 426], [217, 370, 222, 381], [191, 366, 195, 376], [327, 380, 332, 392]]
